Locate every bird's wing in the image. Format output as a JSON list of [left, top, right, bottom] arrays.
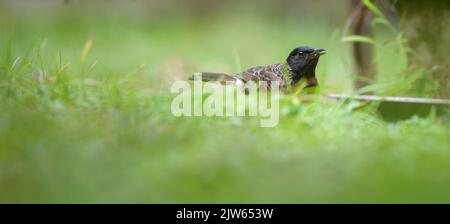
[[236, 63, 287, 89]]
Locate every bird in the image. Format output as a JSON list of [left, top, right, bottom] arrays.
[[191, 46, 326, 94]]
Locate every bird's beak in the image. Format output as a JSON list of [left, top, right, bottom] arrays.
[[315, 48, 326, 56]]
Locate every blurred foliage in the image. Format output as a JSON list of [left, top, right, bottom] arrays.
[[0, 0, 449, 203], [395, 0, 450, 97], [343, 0, 448, 97]]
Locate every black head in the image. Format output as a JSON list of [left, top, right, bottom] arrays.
[[286, 46, 326, 84]]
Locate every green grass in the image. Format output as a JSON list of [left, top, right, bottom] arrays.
[[0, 9, 449, 203]]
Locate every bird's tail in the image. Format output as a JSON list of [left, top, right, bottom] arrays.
[[189, 72, 238, 84]]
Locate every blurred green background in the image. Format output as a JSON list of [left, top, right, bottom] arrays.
[[0, 0, 449, 203]]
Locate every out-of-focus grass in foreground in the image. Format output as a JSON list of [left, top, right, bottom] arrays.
[[0, 6, 449, 203]]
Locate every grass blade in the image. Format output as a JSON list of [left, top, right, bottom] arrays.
[[341, 35, 375, 44], [80, 38, 93, 65], [363, 0, 385, 19]]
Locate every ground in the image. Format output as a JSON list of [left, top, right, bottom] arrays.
[[0, 8, 449, 203]]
